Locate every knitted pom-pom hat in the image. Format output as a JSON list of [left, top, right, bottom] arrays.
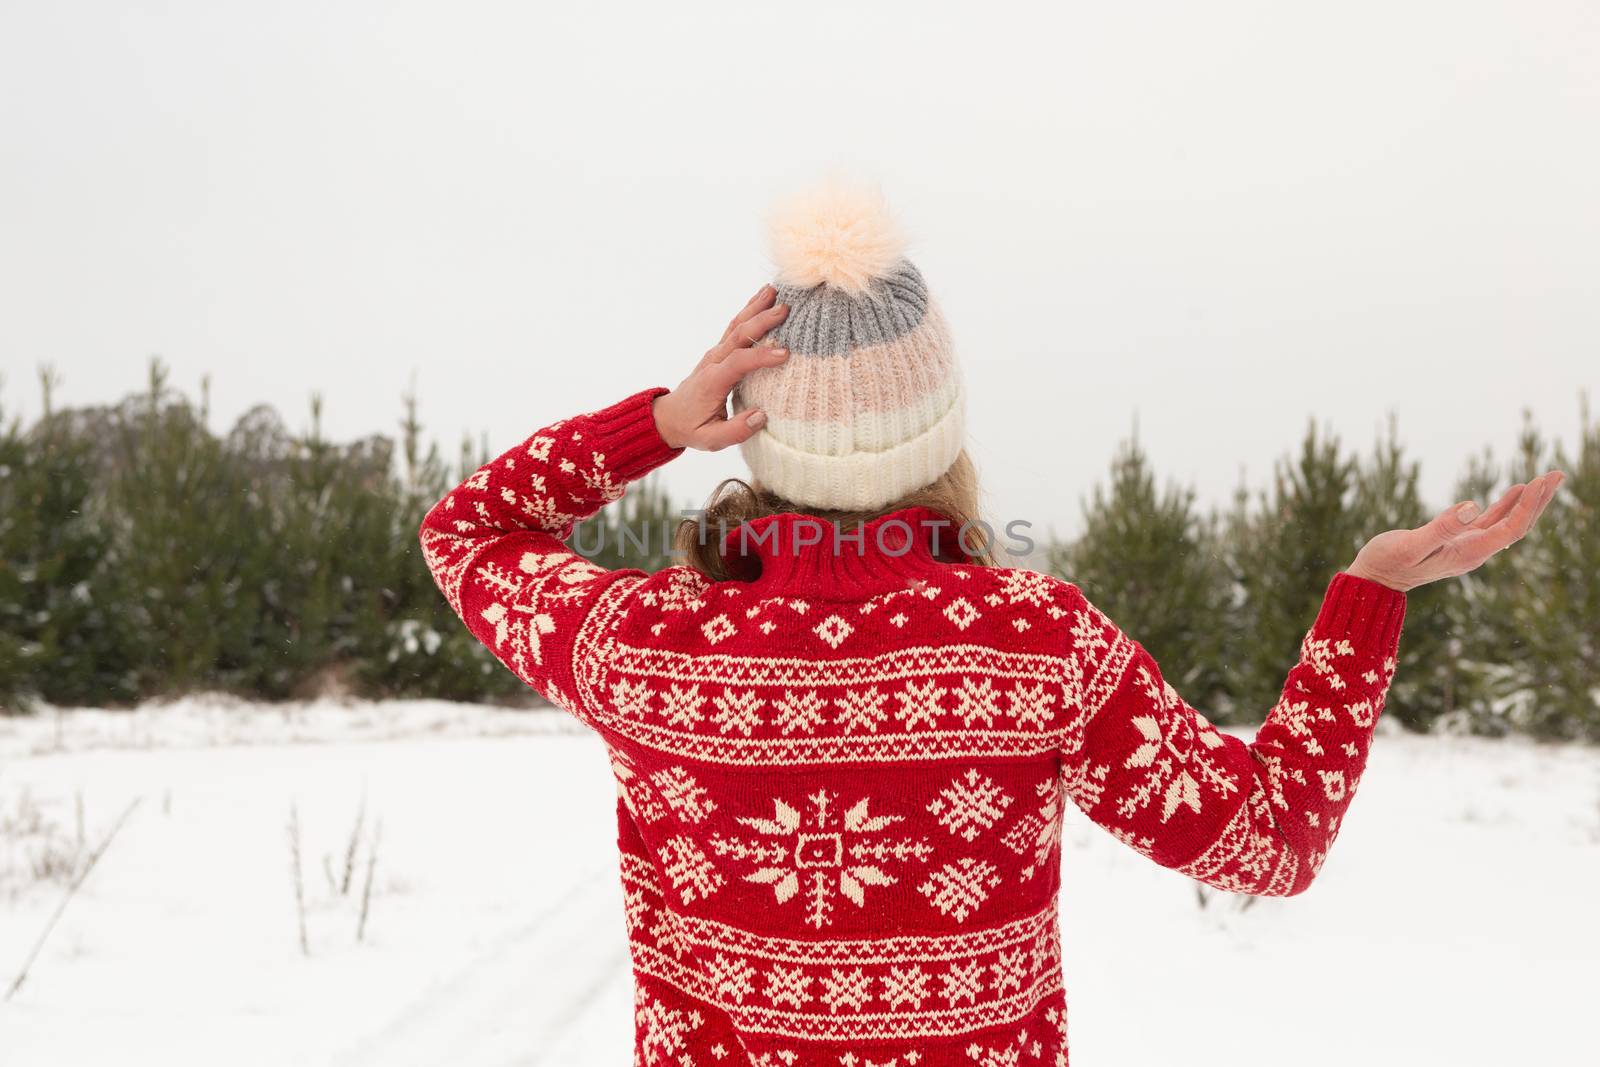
[[732, 181, 965, 512]]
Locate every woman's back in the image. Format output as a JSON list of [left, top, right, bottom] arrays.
[[595, 507, 1076, 1058]]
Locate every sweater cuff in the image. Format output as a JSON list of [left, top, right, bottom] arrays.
[[1313, 571, 1408, 653], [585, 387, 685, 482]]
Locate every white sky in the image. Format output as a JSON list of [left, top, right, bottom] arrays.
[[2, 1, 1596, 540]]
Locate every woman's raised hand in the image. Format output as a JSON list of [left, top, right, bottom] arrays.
[[1346, 470, 1566, 592], [651, 285, 790, 451]]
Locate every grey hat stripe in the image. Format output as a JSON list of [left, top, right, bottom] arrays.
[[770, 260, 929, 356]]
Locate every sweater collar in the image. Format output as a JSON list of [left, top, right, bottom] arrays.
[[717, 505, 974, 595]]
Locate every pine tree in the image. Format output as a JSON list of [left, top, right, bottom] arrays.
[[0, 369, 139, 710], [1455, 405, 1598, 739], [1350, 414, 1460, 731], [102, 359, 251, 695], [1223, 419, 1366, 721], [248, 391, 399, 698], [0, 380, 26, 709], [1436, 447, 1503, 732], [1048, 427, 1232, 716], [1547, 394, 1600, 739], [355, 385, 527, 702]]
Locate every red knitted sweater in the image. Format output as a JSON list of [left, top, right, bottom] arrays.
[[420, 387, 1408, 1067]]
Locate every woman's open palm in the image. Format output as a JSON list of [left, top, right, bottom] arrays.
[[1348, 471, 1566, 592]]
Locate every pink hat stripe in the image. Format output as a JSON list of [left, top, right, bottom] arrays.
[[756, 380, 963, 458]]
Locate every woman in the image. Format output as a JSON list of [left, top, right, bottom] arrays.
[[419, 184, 1561, 1066]]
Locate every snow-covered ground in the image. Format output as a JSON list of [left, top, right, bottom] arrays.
[[1, 699, 1596, 1067]]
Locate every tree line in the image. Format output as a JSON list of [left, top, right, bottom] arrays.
[[1, 361, 1594, 740]]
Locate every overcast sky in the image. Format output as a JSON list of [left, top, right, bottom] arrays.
[[2, 1, 1595, 540]]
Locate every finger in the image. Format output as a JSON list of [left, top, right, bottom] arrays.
[[703, 303, 791, 367], [677, 347, 788, 425], [729, 302, 789, 349], [725, 284, 774, 335], [690, 409, 767, 452], [1451, 473, 1551, 563], [720, 284, 777, 345], [1414, 495, 1491, 557], [1467, 482, 1527, 530], [706, 344, 791, 392], [1497, 476, 1556, 548], [1527, 470, 1564, 528]]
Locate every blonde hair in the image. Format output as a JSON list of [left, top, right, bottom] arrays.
[[674, 449, 994, 581]]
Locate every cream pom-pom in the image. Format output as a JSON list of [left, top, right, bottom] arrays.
[[766, 179, 907, 292]]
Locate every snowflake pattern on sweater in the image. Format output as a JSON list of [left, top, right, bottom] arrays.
[[419, 387, 1408, 1066]]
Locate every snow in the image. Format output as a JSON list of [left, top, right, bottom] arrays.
[[1, 699, 1597, 1066]]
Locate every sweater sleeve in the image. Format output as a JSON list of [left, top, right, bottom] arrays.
[[418, 387, 683, 723], [1055, 572, 1407, 896]]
